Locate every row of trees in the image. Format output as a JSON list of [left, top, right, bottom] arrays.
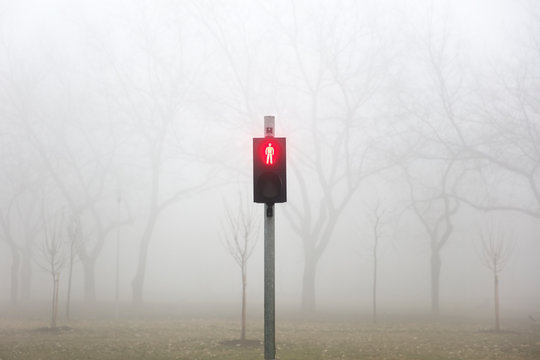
[[0, 1, 538, 321]]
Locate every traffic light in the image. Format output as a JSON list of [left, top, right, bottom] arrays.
[[253, 137, 287, 204]]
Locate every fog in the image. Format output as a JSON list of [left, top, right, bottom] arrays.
[[1, 0, 539, 324]]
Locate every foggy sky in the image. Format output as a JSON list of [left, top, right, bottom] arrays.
[[0, 0, 539, 318]]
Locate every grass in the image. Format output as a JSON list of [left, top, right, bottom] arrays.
[[0, 312, 539, 359]]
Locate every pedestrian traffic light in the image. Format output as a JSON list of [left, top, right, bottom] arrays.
[[253, 137, 287, 204]]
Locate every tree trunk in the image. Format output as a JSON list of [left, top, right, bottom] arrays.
[[241, 272, 247, 341], [20, 250, 32, 302], [494, 273, 500, 331], [10, 248, 20, 306], [55, 273, 60, 326], [51, 272, 59, 328], [115, 234, 120, 319], [66, 251, 74, 319], [302, 255, 318, 313], [132, 213, 157, 305], [430, 249, 441, 316], [82, 259, 97, 303], [372, 249, 377, 324]]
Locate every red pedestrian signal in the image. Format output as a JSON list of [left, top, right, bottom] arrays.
[[265, 142, 274, 165], [253, 137, 286, 204], [256, 140, 282, 166]]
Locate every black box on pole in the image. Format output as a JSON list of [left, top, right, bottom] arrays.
[[253, 137, 287, 204]]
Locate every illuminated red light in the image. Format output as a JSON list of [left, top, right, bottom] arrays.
[[260, 141, 280, 166], [265, 143, 274, 165]]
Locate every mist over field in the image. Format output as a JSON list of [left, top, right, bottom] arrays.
[[1, 0, 540, 358]]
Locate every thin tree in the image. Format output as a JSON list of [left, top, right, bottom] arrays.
[[65, 213, 82, 320], [0, 188, 22, 306], [223, 194, 259, 342], [479, 221, 515, 332], [39, 207, 67, 329], [0, 136, 44, 305], [115, 188, 122, 319], [13, 182, 42, 303], [365, 201, 390, 324]]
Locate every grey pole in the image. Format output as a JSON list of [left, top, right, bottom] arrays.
[[115, 190, 121, 319], [264, 203, 275, 360], [263, 115, 276, 360]]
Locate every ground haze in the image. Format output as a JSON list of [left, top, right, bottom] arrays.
[[1, 303, 539, 360]]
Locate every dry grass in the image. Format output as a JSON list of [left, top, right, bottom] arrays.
[[0, 313, 539, 359]]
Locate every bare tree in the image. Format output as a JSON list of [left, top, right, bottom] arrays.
[[416, 3, 540, 223], [0, 190, 22, 306], [402, 160, 461, 316], [23, 120, 132, 304], [0, 135, 44, 305], [0, 144, 23, 306], [94, 5, 213, 305], [115, 188, 122, 319], [223, 193, 259, 341], [479, 221, 515, 332], [193, 1, 397, 313], [402, 6, 540, 317], [1, 59, 132, 303], [394, 8, 473, 315], [65, 213, 82, 319], [364, 201, 391, 324], [0, 134, 22, 306], [38, 206, 67, 329], [275, 1, 395, 312], [13, 183, 42, 303]]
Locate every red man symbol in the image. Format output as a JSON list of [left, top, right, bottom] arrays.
[[265, 143, 275, 165]]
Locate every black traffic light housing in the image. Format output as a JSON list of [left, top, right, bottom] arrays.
[[253, 137, 287, 204]]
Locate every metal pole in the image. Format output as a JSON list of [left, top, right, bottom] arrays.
[[115, 228, 120, 319], [115, 192, 121, 319], [263, 115, 276, 360], [264, 203, 275, 360]]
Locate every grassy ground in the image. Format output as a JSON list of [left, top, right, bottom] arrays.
[[0, 313, 539, 359]]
